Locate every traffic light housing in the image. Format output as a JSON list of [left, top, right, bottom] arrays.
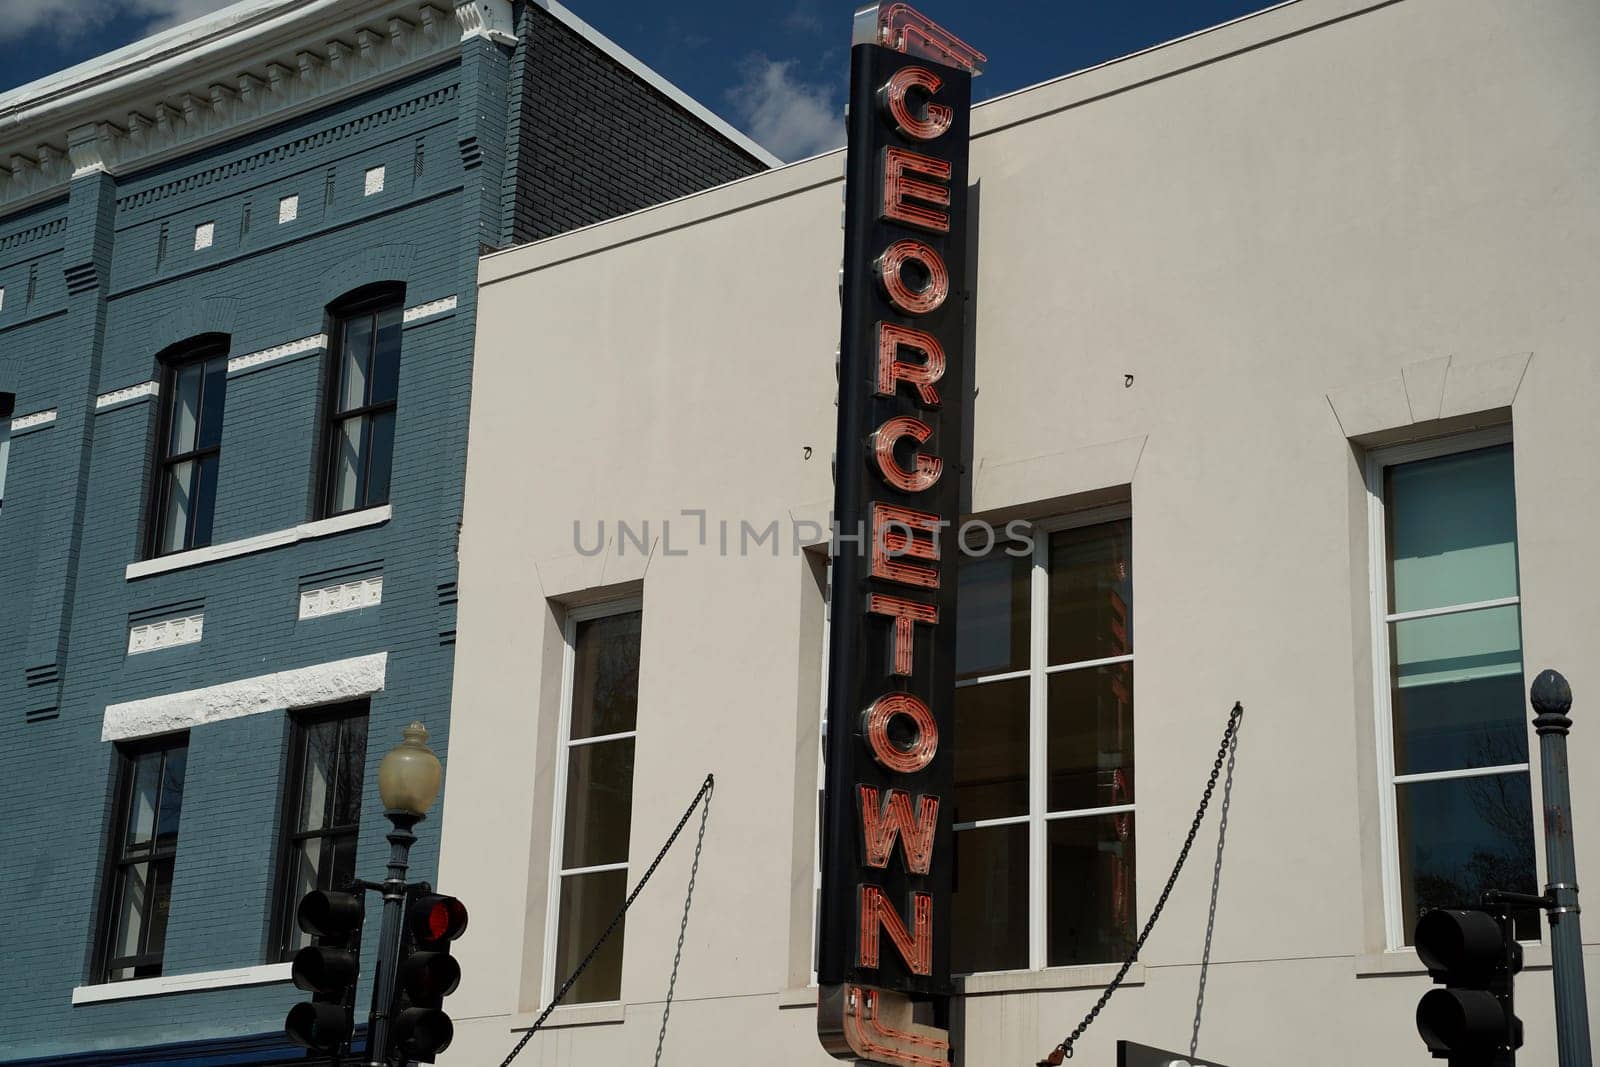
[[285, 889, 365, 1054], [388, 891, 469, 1062], [1414, 907, 1523, 1066]]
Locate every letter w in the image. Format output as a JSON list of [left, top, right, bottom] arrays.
[[858, 785, 939, 875]]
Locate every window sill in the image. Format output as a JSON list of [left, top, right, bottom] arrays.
[[126, 506, 391, 580], [72, 962, 292, 1004], [957, 962, 1145, 996], [777, 985, 818, 1009], [1355, 945, 1551, 978], [511, 1001, 627, 1029]]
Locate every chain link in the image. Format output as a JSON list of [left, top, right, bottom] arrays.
[[499, 773, 716, 1067], [1038, 702, 1243, 1065], [653, 780, 712, 1066]]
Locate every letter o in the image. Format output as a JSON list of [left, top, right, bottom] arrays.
[[875, 240, 949, 316], [860, 693, 939, 773]]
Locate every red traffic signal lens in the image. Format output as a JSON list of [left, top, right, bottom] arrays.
[[410, 894, 468, 943]]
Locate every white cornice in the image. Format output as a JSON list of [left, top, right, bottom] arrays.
[[0, 1, 490, 216]]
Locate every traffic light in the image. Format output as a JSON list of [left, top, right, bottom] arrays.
[[1414, 907, 1523, 1066], [388, 891, 469, 1062], [285, 889, 365, 1054]]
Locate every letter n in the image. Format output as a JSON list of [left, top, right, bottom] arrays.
[[857, 884, 933, 976]]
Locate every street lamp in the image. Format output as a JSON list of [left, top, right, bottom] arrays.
[[368, 722, 443, 1066]]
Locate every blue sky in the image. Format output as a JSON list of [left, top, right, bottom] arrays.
[[0, 0, 1284, 160]]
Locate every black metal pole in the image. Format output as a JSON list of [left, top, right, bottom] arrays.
[[1529, 669, 1592, 1067], [367, 810, 421, 1067]]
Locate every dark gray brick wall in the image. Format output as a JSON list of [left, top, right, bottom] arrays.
[[504, 2, 768, 244]]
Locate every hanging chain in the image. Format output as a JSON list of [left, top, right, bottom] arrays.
[[653, 778, 713, 1066], [1189, 720, 1239, 1060], [1037, 702, 1244, 1065], [500, 773, 715, 1067]]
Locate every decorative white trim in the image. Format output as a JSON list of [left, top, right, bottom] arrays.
[[402, 295, 456, 323], [300, 575, 383, 619], [364, 164, 386, 195], [71, 962, 292, 1005], [96, 380, 159, 410], [102, 651, 388, 742], [126, 504, 390, 580], [11, 408, 57, 432], [227, 333, 328, 375], [456, 0, 517, 45], [0, 286, 5, 311], [278, 193, 299, 222], [193, 221, 215, 250], [128, 614, 205, 655]]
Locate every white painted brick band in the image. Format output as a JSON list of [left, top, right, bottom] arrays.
[[300, 576, 383, 620], [227, 333, 328, 375], [402, 295, 457, 324], [10, 408, 57, 432], [96, 380, 159, 410], [128, 614, 204, 655], [101, 651, 387, 742]]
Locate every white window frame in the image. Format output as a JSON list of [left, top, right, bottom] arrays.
[[953, 503, 1133, 973], [541, 595, 643, 1006], [1364, 425, 1530, 950], [809, 562, 832, 987]]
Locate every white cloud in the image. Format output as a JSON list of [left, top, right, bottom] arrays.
[[0, 0, 239, 44], [726, 54, 844, 163]]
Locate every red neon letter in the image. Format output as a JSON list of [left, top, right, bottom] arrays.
[[860, 693, 939, 774], [876, 323, 944, 407], [858, 885, 933, 975], [870, 416, 942, 493], [875, 239, 949, 316], [879, 66, 952, 142], [858, 785, 940, 874], [868, 593, 937, 677], [870, 502, 940, 589], [881, 147, 952, 233]]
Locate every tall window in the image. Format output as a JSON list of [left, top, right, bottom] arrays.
[[951, 512, 1134, 973], [97, 735, 188, 982], [1371, 433, 1537, 946], [149, 341, 229, 556], [0, 391, 13, 515], [322, 289, 401, 516], [271, 704, 370, 960], [544, 603, 642, 1004]]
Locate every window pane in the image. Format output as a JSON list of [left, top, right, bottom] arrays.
[[155, 746, 186, 844], [332, 718, 368, 828], [1047, 663, 1134, 811], [167, 363, 202, 454], [1047, 813, 1137, 966], [956, 550, 1029, 680], [197, 359, 228, 449], [952, 678, 1028, 823], [570, 612, 642, 739], [364, 409, 395, 507], [123, 753, 161, 850], [191, 454, 219, 548], [330, 416, 363, 514], [561, 738, 636, 869], [1048, 519, 1132, 666], [1396, 771, 1537, 942], [142, 858, 175, 962], [158, 459, 196, 554], [555, 869, 627, 1003], [283, 838, 323, 955], [1392, 671, 1528, 777], [111, 861, 151, 962], [1391, 604, 1522, 691], [951, 823, 1028, 973], [339, 314, 373, 412], [1386, 445, 1518, 614], [371, 306, 402, 404], [299, 721, 339, 832]]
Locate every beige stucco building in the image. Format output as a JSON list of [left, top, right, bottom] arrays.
[[437, 0, 1600, 1063]]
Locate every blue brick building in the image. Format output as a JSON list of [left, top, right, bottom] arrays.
[[0, 2, 770, 1062]]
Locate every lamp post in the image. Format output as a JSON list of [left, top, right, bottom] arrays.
[[366, 722, 443, 1067]]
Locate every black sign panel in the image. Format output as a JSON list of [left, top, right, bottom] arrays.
[[817, 41, 971, 999], [1118, 1041, 1235, 1067]]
